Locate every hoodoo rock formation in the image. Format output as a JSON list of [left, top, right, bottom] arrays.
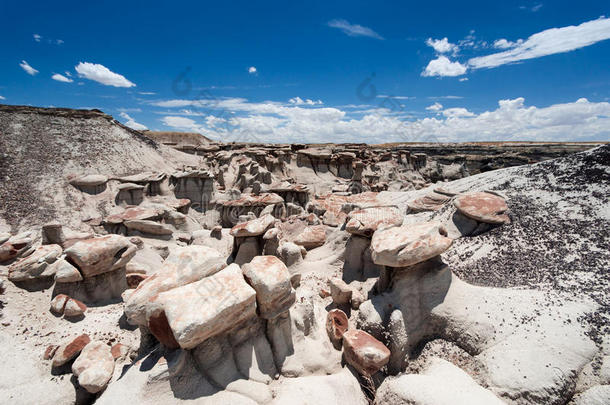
[[0, 105, 607, 405]]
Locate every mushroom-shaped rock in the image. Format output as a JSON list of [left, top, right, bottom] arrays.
[[326, 309, 349, 347], [146, 264, 257, 349], [64, 235, 137, 278], [230, 214, 275, 237], [342, 329, 390, 376], [124, 219, 173, 236], [104, 206, 164, 225], [345, 206, 403, 237], [64, 298, 87, 317], [371, 222, 452, 267], [407, 193, 451, 213], [454, 191, 510, 224], [8, 244, 62, 282], [69, 174, 108, 187], [52, 259, 83, 283], [241, 256, 296, 319], [52, 334, 91, 367], [293, 225, 326, 249], [72, 341, 115, 394], [124, 245, 226, 325]]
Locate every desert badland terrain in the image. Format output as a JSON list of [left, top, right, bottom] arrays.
[[0, 104, 608, 405]]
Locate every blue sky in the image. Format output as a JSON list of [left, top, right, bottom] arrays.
[[1, 0, 609, 143]]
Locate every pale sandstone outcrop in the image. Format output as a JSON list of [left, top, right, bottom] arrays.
[[72, 341, 115, 393], [241, 256, 295, 319], [375, 357, 504, 405], [147, 264, 257, 349], [124, 245, 227, 325]]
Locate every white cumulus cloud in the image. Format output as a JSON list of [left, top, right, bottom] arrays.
[[119, 112, 147, 130], [289, 97, 323, 105], [442, 107, 475, 118], [426, 102, 443, 111], [248, 66, 257, 74], [51, 73, 73, 83], [0, 95, 5, 100], [422, 56, 467, 77], [19, 60, 39, 75], [426, 37, 458, 54], [161, 116, 202, 132], [327, 19, 384, 40], [470, 17, 610, 69], [493, 38, 523, 49], [33, 34, 41, 42], [75, 62, 135, 87]]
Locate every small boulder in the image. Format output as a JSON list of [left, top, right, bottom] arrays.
[[326, 309, 349, 348], [50, 294, 69, 314], [44, 345, 59, 360], [52, 259, 83, 283], [454, 191, 510, 224], [72, 341, 115, 393], [329, 277, 352, 305], [52, 334, 91, 367], [64, 235, 137, 278], [110, 343, 129, 360], [63, 298, 87, 318], [371, 222, 452, 267], [241, 256, 296, 319], [278, 242, 304, 267], [0, 236, 32, 263], [293, 225, 326, 249], [8, 244, 62, 282], [230, 214, 275, 237], [342, 329, 390, 376]]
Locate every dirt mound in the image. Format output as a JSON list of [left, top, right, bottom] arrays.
[[0, 105, 197, 230]]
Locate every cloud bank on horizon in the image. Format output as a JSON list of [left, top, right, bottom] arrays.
[[154, 96, 610, 143]]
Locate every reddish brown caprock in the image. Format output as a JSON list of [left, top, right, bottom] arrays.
[[342, 329, 390, 376], [52, 334, 91, 367], [454, 192, 510, 224], [326, 309, 349, 347]]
